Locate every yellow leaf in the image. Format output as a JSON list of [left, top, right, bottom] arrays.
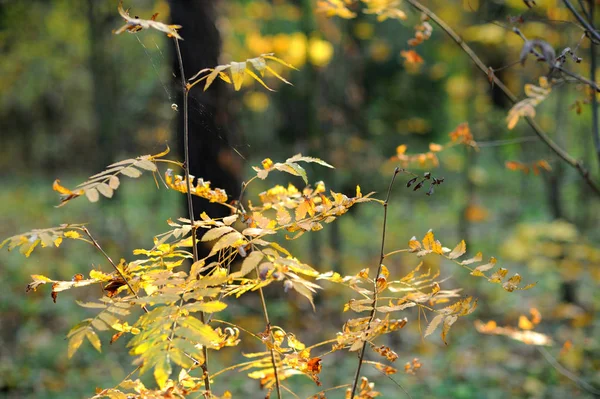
[[68, 330, 85, 358], [441, 315, 458, 344], [53, 179, 74, 195], [461, 252, 483, 265], [448, 240, 466, 259], [154, 356, 172, 389], [90, 270, 112, 282], [518, 315, 534, 330], [64, 231, 81, 239], [429, 143, 443, 152], [184, 301, 228, 313], [230, 61, 246, 91], [86, 329, 102, 352], [276, 208, 292, 225], [408, 236, 421, 252], [209, 232, 244, 256], [424, 314, 444, 337], [201, 226, 234, 242], [471, 257, 497, 276], [239, 250, 264, 277], [422, 230, 435, 251]]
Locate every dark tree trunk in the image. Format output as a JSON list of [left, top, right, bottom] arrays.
[[168, 0, 241, 249]]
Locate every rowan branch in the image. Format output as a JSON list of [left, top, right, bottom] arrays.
[[404, 0, 600, 197]]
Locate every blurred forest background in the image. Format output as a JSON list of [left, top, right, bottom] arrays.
[[1, 0, 600, 397]]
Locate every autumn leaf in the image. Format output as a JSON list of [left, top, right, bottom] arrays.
[[114, 2, 182, 40], [189, 53, 297, 92]]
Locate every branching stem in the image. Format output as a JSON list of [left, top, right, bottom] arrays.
[[349, 167, 400, 398], [255, 258, 283, 399], [173, 37, 211, 394], [563, 0, 600, 42], [81, 227, 149, 314], [405, 0, 600, 196]]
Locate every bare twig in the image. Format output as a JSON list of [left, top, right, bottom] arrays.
[[512, 27, 600, 92], [349, 167, 400, 398], [404, 0, 600, 197], [254, 250, 283, 399], [563, 0, 600, 42], [81, 226, 148, 313], [537, 347, 600, 395], [173, 37, 211, 394]]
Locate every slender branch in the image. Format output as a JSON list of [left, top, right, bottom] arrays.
[[256, 267, 283, 399], [477, 136, 538, 147], [349, 167, 400, 398], [563, 0, 600, 42], [512, 27, 600, 92], [173, 37, 211, 394], [578, 0, 591, 19], [589, 0, 600, 166], [537, 347, 600, 395], [558, 65, 600, 92], [306, 384, 352, 399], [404, 0, 600, 197], [369, 362, 413, 399], [81, 227, 148, 313]]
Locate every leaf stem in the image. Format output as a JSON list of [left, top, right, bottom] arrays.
[[404, 0, 600, 196], [349, 167, 400, 398], [256, 267, 283, 399], [563, 0, 600, 42], [173, 36, 211, 394], [81, 227, 148, 314]]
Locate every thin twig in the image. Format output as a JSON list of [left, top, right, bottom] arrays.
[[512, 27, 600, 92], [81, 227, 148, 313], [557, 66, 600, 92], [306, 384, 352, 399], [537, 347, 600, 395], [349, 167, 400, 398], [404, 0, 600, 197], [256, 267, 283, 399], [477, 136, 538, 147], [563, 0, 600, 42], [173, 37, 211, 394], [369, 362, 413, 399]]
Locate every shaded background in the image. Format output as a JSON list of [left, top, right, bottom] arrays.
[[1, 0, 600, 397]]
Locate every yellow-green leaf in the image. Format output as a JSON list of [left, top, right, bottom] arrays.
[[461, 252, 483, 265], [68, 330, 85, 358], [154, 355, 172, 389], [184, 301, 228, 313], [86, 329, 102, 352]]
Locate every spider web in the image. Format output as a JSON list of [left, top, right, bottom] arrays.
[[133, 33, 250, 160]]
